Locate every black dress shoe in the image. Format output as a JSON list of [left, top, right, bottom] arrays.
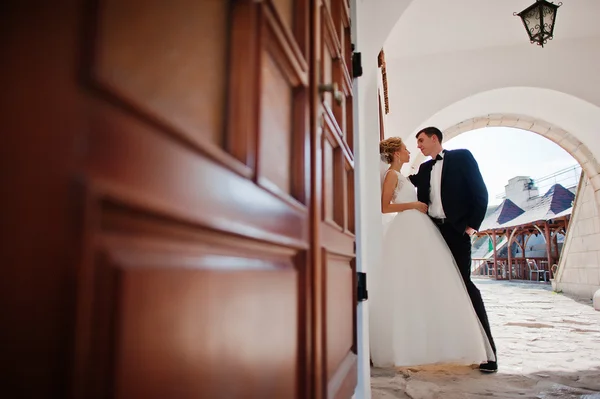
[[479, 361, 498, 373]]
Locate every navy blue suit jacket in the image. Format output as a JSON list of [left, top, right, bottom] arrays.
[[408, 149, 488, 233]]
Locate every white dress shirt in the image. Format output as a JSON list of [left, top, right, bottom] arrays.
[[428, 150, 446, 219]]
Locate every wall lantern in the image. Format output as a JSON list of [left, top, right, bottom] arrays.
[[514, 0, 562, 47]]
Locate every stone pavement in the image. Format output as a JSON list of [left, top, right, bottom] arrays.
[[371, 279, 600, 399]]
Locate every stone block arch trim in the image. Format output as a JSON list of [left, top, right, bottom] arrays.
[[440, 114, 600, 195], [437, 114, 600, 291]]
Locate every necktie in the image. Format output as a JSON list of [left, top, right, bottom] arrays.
[[432, 154, 443, 165]]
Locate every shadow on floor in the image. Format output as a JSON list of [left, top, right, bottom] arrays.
[[371, 365, 600, 399]]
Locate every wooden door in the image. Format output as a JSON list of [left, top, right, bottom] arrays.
[[314, 0, 358, 398], [0, 0, 356, 398]]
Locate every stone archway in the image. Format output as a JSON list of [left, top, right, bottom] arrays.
[[407, 114, 600, 299], [410, 113, 600, 203], [444, 114, 600, 191], [428, 114, 600, 295]]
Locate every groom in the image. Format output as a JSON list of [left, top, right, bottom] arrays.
[[409, 126, 498, 373]]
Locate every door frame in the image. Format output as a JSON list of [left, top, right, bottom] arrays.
[[348, 0, 372, 398]]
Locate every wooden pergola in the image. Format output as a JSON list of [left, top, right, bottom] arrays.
[[472, 183, 575, 281], [474, 214, 570, 281]]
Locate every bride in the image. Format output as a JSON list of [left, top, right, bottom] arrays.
[[369, 137, 496, 367]]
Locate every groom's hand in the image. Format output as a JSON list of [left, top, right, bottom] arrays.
[[465, 226, 477, 236]]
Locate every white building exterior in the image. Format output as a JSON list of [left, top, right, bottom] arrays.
[[352, 1, 600, 397]]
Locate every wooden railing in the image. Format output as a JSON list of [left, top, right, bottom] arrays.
[[471, 257, 555, 281]]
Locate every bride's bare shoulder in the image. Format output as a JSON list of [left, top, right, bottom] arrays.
[[383, 169, 399, 180], [382, 169, 399, 189]]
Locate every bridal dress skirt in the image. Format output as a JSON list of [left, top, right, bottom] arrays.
[[370, 210, 495, 367]]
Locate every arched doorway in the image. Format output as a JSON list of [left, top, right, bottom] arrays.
[[404, 115, 600, 293]]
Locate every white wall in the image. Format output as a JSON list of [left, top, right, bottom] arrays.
[[352, 1, 414, 398], [555, 174, 600, 299], [386, 36, 600, 143], [383, 41, 600, 177]]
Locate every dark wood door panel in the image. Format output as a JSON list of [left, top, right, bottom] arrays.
[[325, 254, 355, 376], [316, 0, 357, 398], [82, 0, 314, 251], [322, 107, 354, 162], [72, 230, 305, 399], [324, 251, 356, 398], [321, 223, 354, 255], [85, 100, 310, 248], [90, 0, 233, 168], [257, 3, 310, 206]]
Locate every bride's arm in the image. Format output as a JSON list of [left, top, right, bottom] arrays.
[[381, 172, 422, 213]]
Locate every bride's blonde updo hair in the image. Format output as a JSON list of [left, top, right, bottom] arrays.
[[379, 137, 404, 164]]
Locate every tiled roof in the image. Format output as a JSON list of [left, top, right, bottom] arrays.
[[548, 184, 576, 214], [479, 199, 525, 231], [479, 184, 574, 232]]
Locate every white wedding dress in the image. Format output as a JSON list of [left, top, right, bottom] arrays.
[[370, 169, 495, 367]]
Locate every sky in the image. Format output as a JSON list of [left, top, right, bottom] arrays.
[[443, 127, 580, 205]]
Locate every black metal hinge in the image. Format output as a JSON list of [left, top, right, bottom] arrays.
[[357, 272, 368, 301], [352, 51, 363, 79]]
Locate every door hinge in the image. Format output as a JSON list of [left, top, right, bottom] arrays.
[[357, 272, 368, 301], [352, 51, 363, 79]]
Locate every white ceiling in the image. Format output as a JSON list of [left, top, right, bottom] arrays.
[[385, 0, 600, 58]]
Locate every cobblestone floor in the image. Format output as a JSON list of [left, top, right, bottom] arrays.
[[371, 279, 600, 399]]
